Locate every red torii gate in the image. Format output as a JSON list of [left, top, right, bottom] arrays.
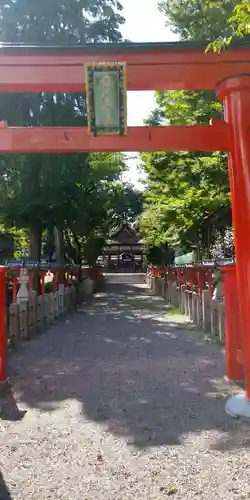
[[0, 40, 250, 417]]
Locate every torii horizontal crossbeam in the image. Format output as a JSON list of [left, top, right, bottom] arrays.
[[0, 123, 229, 153], [0, 41, 249, 91]]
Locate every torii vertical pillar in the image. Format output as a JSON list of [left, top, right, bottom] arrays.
[[217, 75, 250, 417]]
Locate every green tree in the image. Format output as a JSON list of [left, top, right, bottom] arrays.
[[158, 0, 250, 50], [139, 1, 232, 258], [0, 0, 125, 264], [110, 183, 143, 224], [63, 153, 127, 265], [0, 0, 124, 44], [158, 0, 238, 41], [140, 150, 229, 254], [204, 1, 250, 50], [145, 244, 175, 267]]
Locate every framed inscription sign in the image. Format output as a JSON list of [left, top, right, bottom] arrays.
[[85, 62, 127, 136]]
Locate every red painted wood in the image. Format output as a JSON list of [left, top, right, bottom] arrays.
[[0, 268, 6, 383], [218, 75, 250, 399], [0, 123, 229, 153], [0, 45, 250, 91], [221, 266, 244, 383]]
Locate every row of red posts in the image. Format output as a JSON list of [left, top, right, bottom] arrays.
[[6, 265, 81, 303], [0, 264, 88, 385], [149, 263, 245, 394], [149, 264, 214, 298], [0, 264, 103, 385]]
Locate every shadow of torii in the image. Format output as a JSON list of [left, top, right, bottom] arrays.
[[6, 280, 250, 452], [0, 471, 12, 500]]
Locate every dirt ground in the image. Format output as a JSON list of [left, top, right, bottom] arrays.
[[0, 276, 249, 500]]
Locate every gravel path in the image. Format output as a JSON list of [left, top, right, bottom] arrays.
[[0, 278, 250, 500]]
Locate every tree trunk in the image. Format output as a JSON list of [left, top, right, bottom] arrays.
[[72, 232, 82, 264], [54, 227, 64, 264], [28, 222, 42, 293], [64, 229, 81, 264], [28, 222, 42, 261], [54, 227, 65, 285], [196, 240, 201, 261], [46, 225, 55, 261]]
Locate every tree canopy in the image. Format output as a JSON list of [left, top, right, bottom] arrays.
[[206, 0, 250, 50], [0, 0, 131, 265], [0, 0, 124, 44], [139, 1, 234, 263], [158, 0, 237, 41], [159, 0, 250, 50]]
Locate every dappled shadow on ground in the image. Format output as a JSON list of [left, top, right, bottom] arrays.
[[0, 391, 26, 422], [0, 471, 12, 499], [7, 280, 248, 451]]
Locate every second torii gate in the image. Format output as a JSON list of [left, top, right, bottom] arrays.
[[0, 40, 250, 416]]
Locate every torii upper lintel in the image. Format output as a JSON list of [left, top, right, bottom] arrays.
[[0, 40, 249, 92]]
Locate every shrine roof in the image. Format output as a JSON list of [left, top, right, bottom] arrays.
[[0, 39, 250, 54], [107, 221, 141, 245]]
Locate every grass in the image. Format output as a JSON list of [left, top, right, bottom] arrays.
[[166, 304, 182, 316]]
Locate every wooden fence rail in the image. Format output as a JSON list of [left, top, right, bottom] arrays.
[[147, 265, 225, 342]]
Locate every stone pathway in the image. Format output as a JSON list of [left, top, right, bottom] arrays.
[[0, 277, 250, 500]]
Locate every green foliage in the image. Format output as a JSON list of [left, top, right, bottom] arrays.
[[231, 0, 250, 38], [206, 0, 250, 51], [63, 179, 143, 265], [146, 244, 175, 266], [82, 235, 107, 267], [158, 0, 237, 41], [10, 229, 29, 258], [110, 183, 143, 223], [140, 87, 230, 253], [140, 150, 229, 250], [0, 0, 124, 44], [0, 221, 28, 259], [0, 0, 126, 261], [159, 0, 250, 51], [140, 2, 232, 257], [153, 90, 223, 125]]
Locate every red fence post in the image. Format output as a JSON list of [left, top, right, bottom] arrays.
[[218, 77, 250, 417], [221, 265, 244, 383], [0, 267, 7, 385], [206, 268, 213, 298], [41, 272, 46, 296], [52, 270, 58, 292], [183, 267, 187, 288], [28, 270, 33, 291], [12, 274, 18, 303], [197, 267, 204, 297], [189, 267, 195, 291]]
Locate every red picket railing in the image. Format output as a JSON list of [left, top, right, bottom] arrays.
[[4, 265, 82, 303], [148, 262, 246, 388], [148, 264, 214, 297], [0, 267, 6, 384], [0, 263, 103, 387], [0, 264, 83, 385]]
